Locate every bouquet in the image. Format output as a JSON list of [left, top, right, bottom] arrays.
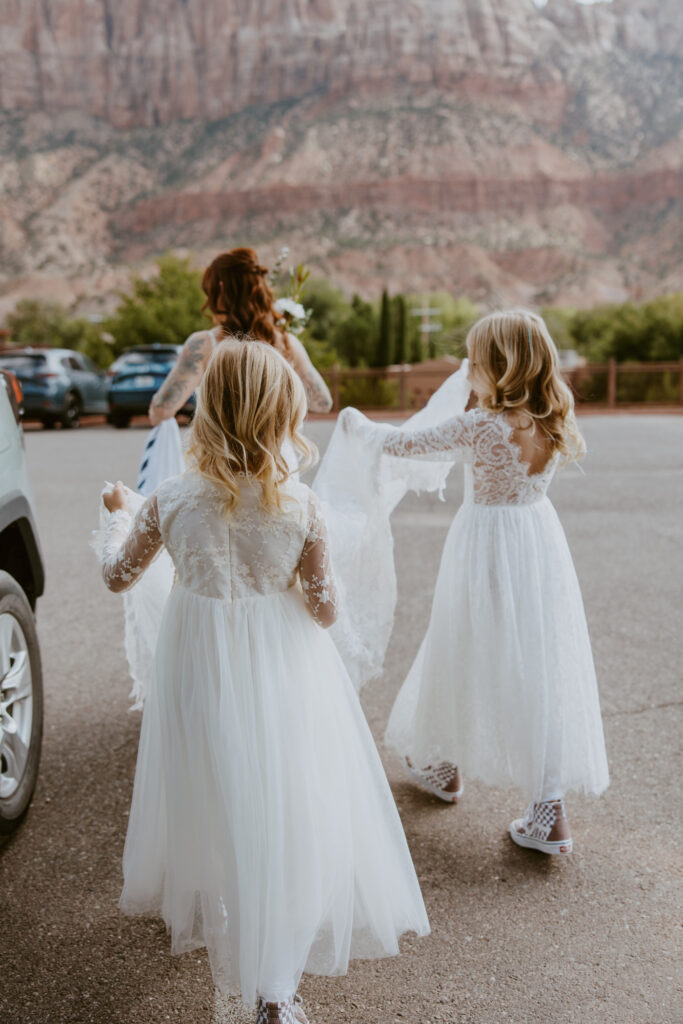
[[269, 247, 312, 337]]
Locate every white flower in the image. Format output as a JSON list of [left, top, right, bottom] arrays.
[[274, 298, 306, 320]]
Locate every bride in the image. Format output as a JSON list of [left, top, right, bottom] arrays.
[[148, 247, 333, 423]]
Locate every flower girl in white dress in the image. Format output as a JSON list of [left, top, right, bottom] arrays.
[[98, 341, 429, 1023], [345, 310, 609, 855]]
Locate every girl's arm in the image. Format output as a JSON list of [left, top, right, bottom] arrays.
[[341, 407, 473, 461], [148, 331, 212, 424], [101, 485, 164, 593], [286, 335, 333, 413], [298, 494, 339, 628]]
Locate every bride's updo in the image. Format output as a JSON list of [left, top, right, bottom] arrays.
[[187, 339, 315, 515], [201, 248, 290, 355]]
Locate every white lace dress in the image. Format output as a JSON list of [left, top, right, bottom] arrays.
[[98, 472, 429, 1005], [351, 407, 610, 802]]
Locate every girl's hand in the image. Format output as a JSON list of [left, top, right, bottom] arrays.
[[103, 482, 129, 514]]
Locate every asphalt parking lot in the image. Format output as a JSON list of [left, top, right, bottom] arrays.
[[2, 414, 682, 1024]]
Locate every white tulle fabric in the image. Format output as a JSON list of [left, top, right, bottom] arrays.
[[344, 406, 610, 801], [96, 472, 429, 1004], [314, 363, 472, 687]]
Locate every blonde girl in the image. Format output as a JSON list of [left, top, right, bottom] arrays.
[[98, 341, 428, 1022], [346, 310, 609, 854]]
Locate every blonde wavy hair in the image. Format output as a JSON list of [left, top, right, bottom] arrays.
[[466, 309, 586, 463], [187, 338, 316, 514]]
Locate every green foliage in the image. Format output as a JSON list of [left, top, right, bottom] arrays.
[[540, 306, 576, 350], [403, 294, 479, 362], [332, 295, 377, 368], [568, 294, 683, 362], [339, 377, 399, 409], [5, 299, 114, 368], [374, 288, 393, 367], [104, 253, 206, 355], [409, 324, 423, 363], [393, 295, 407, 364], [304, 278, 350, 343]]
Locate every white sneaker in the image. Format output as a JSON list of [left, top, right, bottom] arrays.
[[509, 799, 573, 855], [403, 757, 464, 803]]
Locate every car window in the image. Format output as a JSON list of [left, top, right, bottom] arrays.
[[117, 353, 147, 367], [0, 354, 47, 371], [81, 355, 99, 373], [61, 357, 75, 371], [67, 357, 83, 371], [120, 349, 178, 365]]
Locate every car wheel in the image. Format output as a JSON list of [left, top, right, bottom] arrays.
[[43, 418, 56, 430], [0, 571, 43, 836], [109, 412, 131, 429], [61, 392, 81, 429]]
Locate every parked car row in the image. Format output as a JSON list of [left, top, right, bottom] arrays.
[[0, 345, 194, 429]]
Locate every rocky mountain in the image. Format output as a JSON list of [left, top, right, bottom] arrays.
[[0, 0, 681, 317]]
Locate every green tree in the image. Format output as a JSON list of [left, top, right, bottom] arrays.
[[104, 253, 206, 355], [393, 294, 407, 364], [332, 295, 376, 368], [409, 323, 423, 363], [540, 306, 576, 351], [5, 299, 114, 368], [568, 295, 683, 362], [374, 288, 393, 367], [304, 278, 350, 344]]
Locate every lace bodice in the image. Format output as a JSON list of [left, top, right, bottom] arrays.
[[346, 407, 558, 506], [100, 473, 338, 626]]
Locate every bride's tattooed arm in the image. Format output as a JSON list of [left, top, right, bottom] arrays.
[[148, 332, 212, 424], [287, 335, 333, 413]]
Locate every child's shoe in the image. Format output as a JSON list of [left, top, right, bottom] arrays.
[[509, 799, 573, 855], [256, 995, 309, 1024], [403, 757, 463, 803]]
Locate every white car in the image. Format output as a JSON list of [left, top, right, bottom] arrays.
[[0, 369, 44, 834]]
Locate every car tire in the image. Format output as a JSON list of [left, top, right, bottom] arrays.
[[61, 392, 81, 429], [0, 571, 43, 836], [42, 418, 56, 430], [108, 412, 131, 429]]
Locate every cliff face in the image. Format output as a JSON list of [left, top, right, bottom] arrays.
[[0, 0, 681, 314], [1, 0, 680, 129]]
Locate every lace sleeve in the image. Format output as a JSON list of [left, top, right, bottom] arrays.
[[298, 493, 339, 628], [101, 495, 164, 593], [339, 406, 473, 463], [381, 413, 473, 461]]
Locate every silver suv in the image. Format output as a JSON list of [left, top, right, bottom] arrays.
[[0, 370, 44, 834]]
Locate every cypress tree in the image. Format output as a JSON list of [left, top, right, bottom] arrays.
[[375, 288, 393, 367], [394, 294, 407, 364]]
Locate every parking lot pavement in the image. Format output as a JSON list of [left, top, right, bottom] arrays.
[[2, 415, 682, 1024]]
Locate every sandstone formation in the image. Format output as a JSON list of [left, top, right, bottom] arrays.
[[0, 0, 681, 315]]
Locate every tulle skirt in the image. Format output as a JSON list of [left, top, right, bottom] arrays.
[[120, 582, 429, 1005], [385, 497, 609, 801]]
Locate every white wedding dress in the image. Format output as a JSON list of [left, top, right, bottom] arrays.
[[97, 472, 429, 1005], [344, 406, 610, 801]]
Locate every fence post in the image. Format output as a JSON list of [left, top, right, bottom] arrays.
[[330, 365, 340, 412], [607, 358, 617, 407], [399, 367, 407, 411], [679, 358, 683, 405]]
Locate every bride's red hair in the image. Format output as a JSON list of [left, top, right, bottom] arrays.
[[201, 248, 290, 354]]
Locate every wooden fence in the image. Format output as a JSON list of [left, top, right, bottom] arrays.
[[320, 359, 683, 412]]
